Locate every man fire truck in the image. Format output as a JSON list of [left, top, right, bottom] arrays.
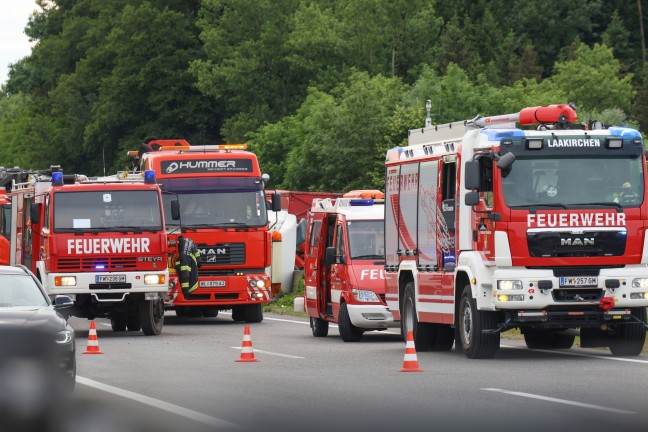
[[305, 190, 397, 341], [131, 139, 281, 322], [9, 167, 174, 335], [385, 102, 648, 358]]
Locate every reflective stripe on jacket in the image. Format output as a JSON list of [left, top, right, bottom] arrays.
[[175, 236, 200, 294]]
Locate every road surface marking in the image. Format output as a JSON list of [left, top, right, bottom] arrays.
[[76, 376, 239, 428], [481, 388, 635, 415], [231, 347, 305, 359], [501, 344, 648, 364]]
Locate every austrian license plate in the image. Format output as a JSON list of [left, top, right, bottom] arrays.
[[559, 276, 598, 287], [95, 274, 126, 283], [200, 280, 226, 288]]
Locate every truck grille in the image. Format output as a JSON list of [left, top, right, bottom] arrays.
[[196, 243, 246, 266], [552, 288, 604, 302], [57, 257, 138, 271], [527, 230, 626, 258]]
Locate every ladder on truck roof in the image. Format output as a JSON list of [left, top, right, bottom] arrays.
[[408, 101, 578, 146]]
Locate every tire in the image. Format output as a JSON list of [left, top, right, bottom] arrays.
[[311, 316, 329, 337], [400, 281, 436, 351], [231, 306, 245, 322], [432, 324, 455, 351], [524, 330, 575, 350], [552, 333, 575, 349], [243, 304, 264, 323], [458, 285, 500, 359], [127, 312, 141, 332], [610, 307, 647, 356], [139, 299, 164, 336], [203, 308, 219, 318], [110, 314, 127, 332], [338, 302, 363, 342], [174, 307, 191, 318]]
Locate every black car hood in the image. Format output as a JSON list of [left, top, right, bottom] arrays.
[[0, 307, 67, 332], [0, 308, 68, 360]]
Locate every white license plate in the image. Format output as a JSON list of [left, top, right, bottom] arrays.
[[95, 274, 126, 283], [559, 276, 598, 287], [200, 280, 226, 288]]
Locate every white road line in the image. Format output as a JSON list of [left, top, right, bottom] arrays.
[[501, 344, 648, 364], [231, 347, 305, 359], [76, 376, 240, 429], [482, 388, 635, 415], [97, 322, 112, 328]]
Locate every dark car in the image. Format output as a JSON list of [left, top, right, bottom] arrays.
[[0, 265, 75, 430]]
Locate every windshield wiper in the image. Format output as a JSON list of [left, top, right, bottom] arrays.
[[112, 226, 148, 233], [577, 202, 623, 211], [351, 254, 384, 260], [212, 222, 252, 228]]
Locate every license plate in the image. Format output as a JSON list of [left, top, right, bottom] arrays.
[[559, 276, 598, 287], [200, 280, 226, 288], [95, 274, 126, 283]]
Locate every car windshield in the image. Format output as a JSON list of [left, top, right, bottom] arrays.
[[0, 275, 48, 307], [501, 156, 644, 208], [348, 220, 384, 260], [54, 190, 163, 231], [162, 191, 268, 228]]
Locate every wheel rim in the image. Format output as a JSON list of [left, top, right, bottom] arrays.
[[154, 300, 164, 323], [461, 300, 473, 347]]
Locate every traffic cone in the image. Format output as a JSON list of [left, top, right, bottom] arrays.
[[83, 320, 104, 355], [400, 330, 423, 372], [235, 325, 259, 362]]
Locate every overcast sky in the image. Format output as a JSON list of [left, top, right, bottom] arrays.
[[0, 1, 37, 85]]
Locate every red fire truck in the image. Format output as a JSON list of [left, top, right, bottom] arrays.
[[304, 190, 397, 341], [131, 140, 281, 322], [385, 103, 648, 358], [8, 168, 174, 335]]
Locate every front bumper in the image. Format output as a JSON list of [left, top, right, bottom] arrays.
[[346, 304, 398, 329], [166, 274, 270, 307]]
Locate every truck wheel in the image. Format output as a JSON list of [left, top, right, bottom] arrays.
[[338, 302, 363, 342], [310, 317, 329, 337], [401, 281, 435, 351], [610, 307, 647, 356], [127, 313, 141, 332], [110, 314, 127, 332], [524, 330, 575, 350], [139, 299, 164, 336], [243, 304, 264, 323], [552, 333, 575, 349], [231, 306, 245, 322], [203, 308, 219, 318], [458, 284, 500, 359], [432, 324, 455, 351]]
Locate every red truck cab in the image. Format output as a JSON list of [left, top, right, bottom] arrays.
[[304, 190, 398, 341]]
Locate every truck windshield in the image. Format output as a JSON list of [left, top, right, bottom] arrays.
[[501, 156, 644, 208], [162, 190, 268, 228], [53, 191, 163, 231], [348, 220, 384, 260]]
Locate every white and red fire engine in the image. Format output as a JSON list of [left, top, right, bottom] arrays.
[[385, 102, 648, 358], [131, 140, 281, 322], [305, 190, 398, 341], [8, 167, 174, 335]]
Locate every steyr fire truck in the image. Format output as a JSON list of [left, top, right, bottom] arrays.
[[9, 167, 174, 335], [305, 190, 398, 341], [385, 102, 648, 358], [131, 139, 281, 322]]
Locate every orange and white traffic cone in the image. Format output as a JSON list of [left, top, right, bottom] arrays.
[[400, 330, 423, 372], [235, 325, 259, 362], [83, 320, 104, 355]]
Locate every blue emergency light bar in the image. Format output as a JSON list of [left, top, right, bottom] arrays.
[[350, 199, 374, 206], [144, 170, 156, 184], [52, 171, 64, 186]]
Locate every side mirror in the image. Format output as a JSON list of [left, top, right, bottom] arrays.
[[465, 191, 480, 206], [325, 246, 337, 269], [497, 152, 516, 170], [271, 193, 281, 212], [171, 199, 180, 221], [53, 295, 74, 309], [464, 160, 480, 190], [30, 203, 41, 225]]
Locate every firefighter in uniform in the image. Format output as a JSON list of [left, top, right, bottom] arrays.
[[175, 236, 200, 296]]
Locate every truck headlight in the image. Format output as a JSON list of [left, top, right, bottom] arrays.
[[352, 289, 380, 303], [144, 274, 165, 285], [497, 280, 523, 291], [632, 278, 648, 289], [55, 276, 76, 287], [56, 330, 74, 344]]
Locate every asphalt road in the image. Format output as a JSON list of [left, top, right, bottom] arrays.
[[60, 312, 648, 432]]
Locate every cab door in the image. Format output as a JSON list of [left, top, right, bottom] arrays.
[[330, 220, 347, 320], [304, 214, 324, 317]]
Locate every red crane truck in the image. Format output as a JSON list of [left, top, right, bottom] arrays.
[[8, 168, 174, 335], [131, 140, 280, 322], [304, 190, 398, 341], [385, 102, 648, 358]]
